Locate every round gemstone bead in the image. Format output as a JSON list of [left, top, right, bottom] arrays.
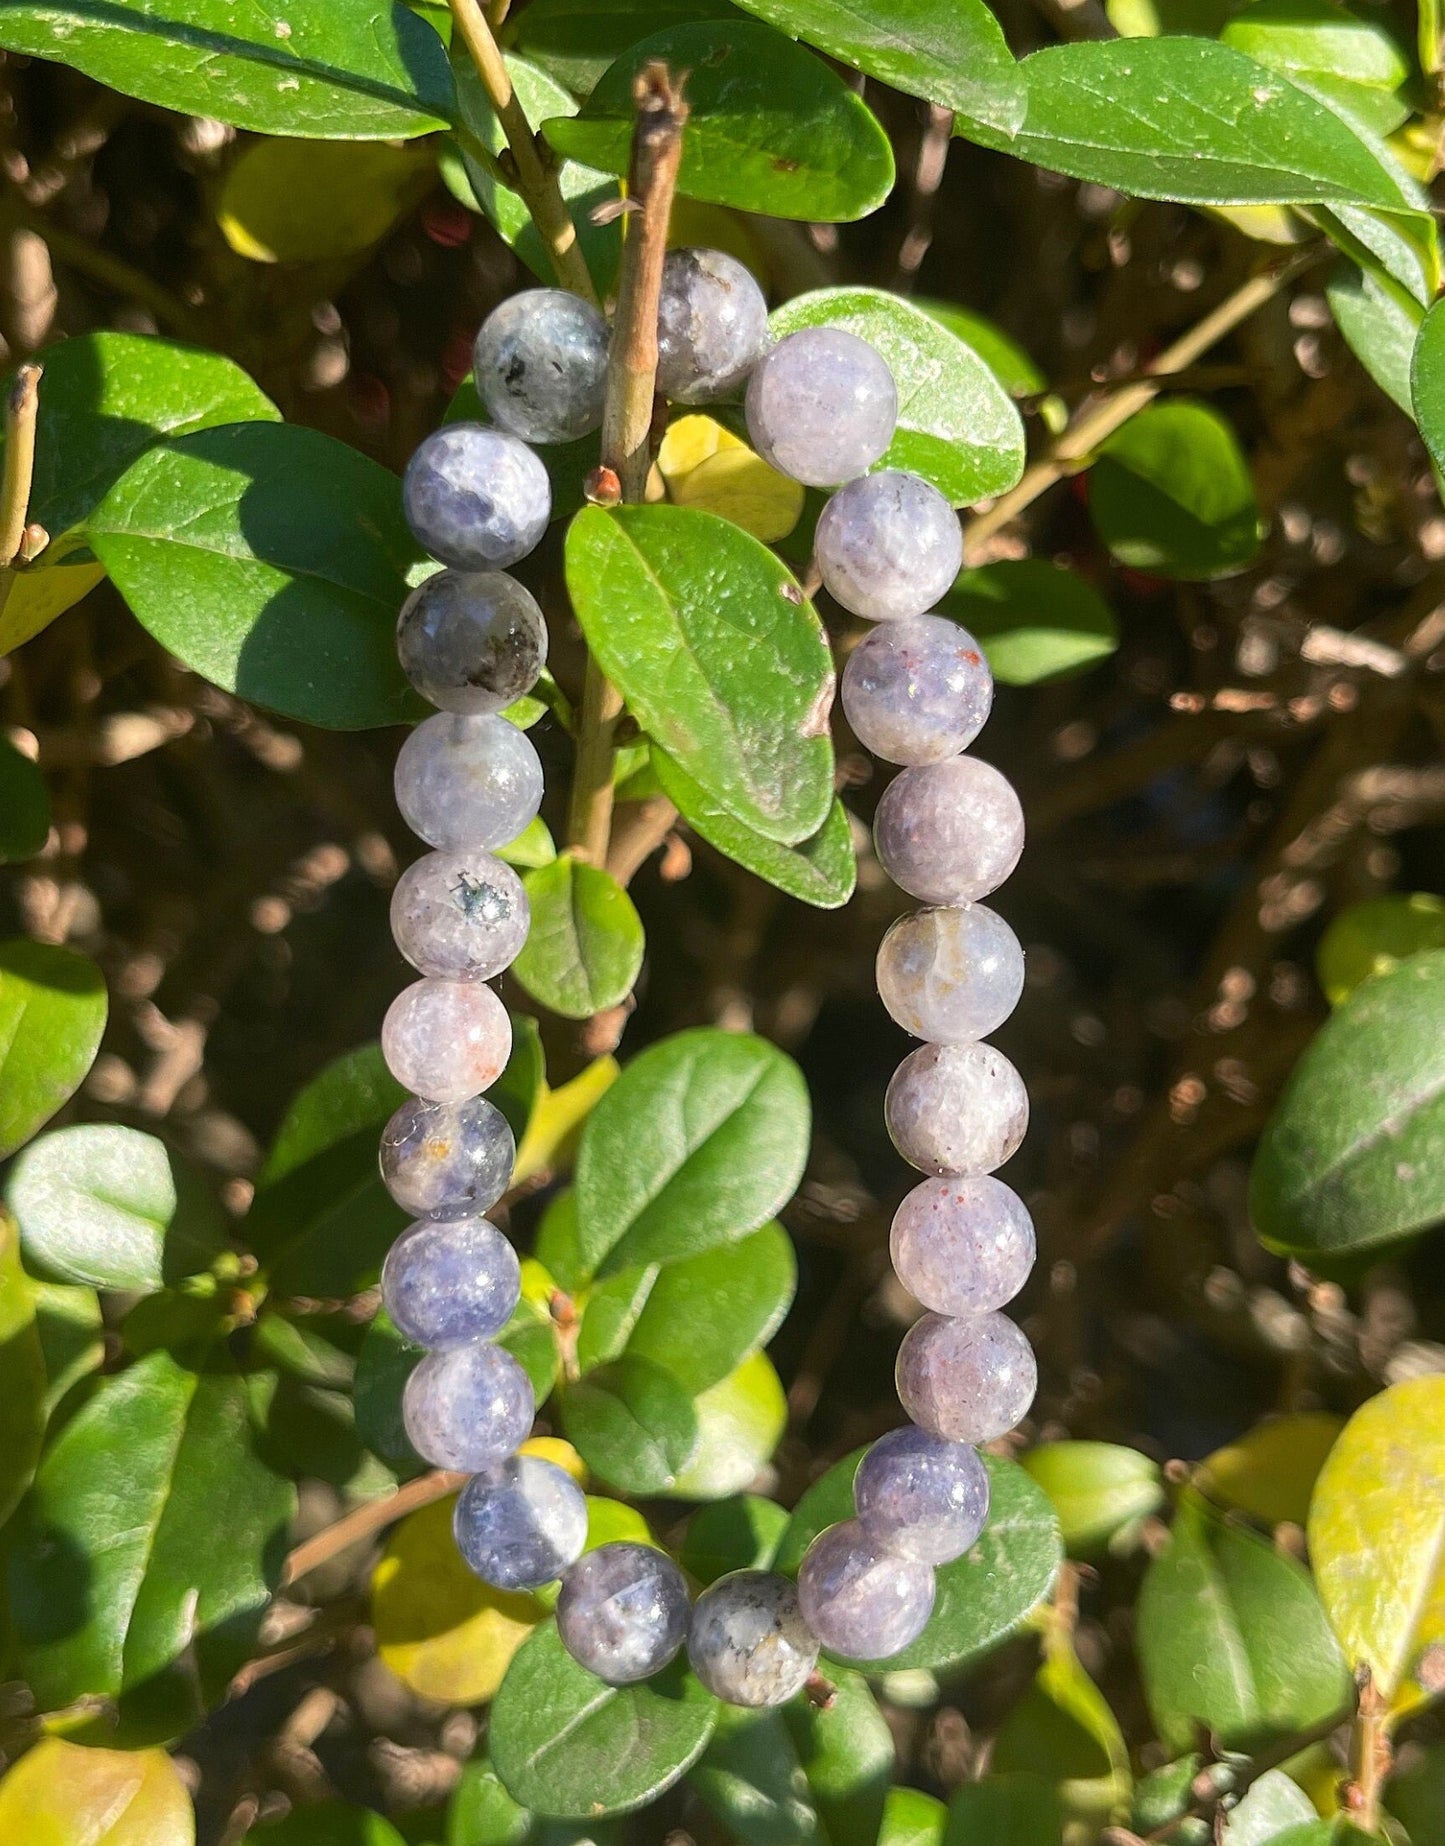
[[890, 1175, 1034, 1316], [841, 615, 993, 765], [876, 904, 1024, 1044], [402, 1338, 534, 1471], [656, 248, 770, 403], [885, 1042, 1028, 1177], [381, 1216, 521, 1349], [394, 713, 543, 853], [895, 1310, 1037, 1443], [454, 1453, 589, 1590], [557, 1542, 691, 1684], [873, 757, 1024, 906], [474, 288, 609, 444], [403, 424, 551, 571], [745, 328, 897, 488], [379, 1094, 515, 1220], [853, 1425, 990, 1565], [687, 1570, 819, 1707], [816, 472, 962, 621], [391, 850, 529, 982], [382, 977, 513, 1103], [396, 569, 547, 716], [796, 1519, 935, 1661]]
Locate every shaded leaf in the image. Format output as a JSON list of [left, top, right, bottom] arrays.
[[1198, 1413, 1345, 1529], [1326, 260, 1422, 416], [218, 137, 434, 263], [0, 1738, 193, 1846], [943, 1776, 1062, 1846], [943, 561, 1119, 685], [0, 1211, 45, 1524], [245, 1804, 406, 1845], [665, 1350, 788, 1500], [1019, 1441, 1163, 1556], [0, 938, 107, 1159], [1316, 893, 1445, 1006], [656, 754, 855, 910], [508, 0, 745, 93], [513, 856, 644, 1020], [782, 1671, 892, 1846], [881, 1789, 947, 1846], [32, 1279, 103, 1418], [561, 1356, 699, 1494], [1089, 400, 1263, 580], [680, 1494, 789, 1585], [0, 736, 49, 861], [993, 1617, 1132, 1829]]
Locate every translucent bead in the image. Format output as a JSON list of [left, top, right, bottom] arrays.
[[816, 472, 962, 621], [841, 615, 993, 765], [745, 328, 896, 488], [391, 850, 529, 982], [379, 1094, 515, 1220], [885, 1042, 1028, 1177], [895, 1310, 1037, 1443], [876, 904, 1024, 1044], [381, 1216, 521, 1348], [796, 1519, 935, 1661], [474, 288, 609, 444], [873, 757, 1024, 906], [454, 1453, 589, 1590], [396, 569, 547, 716], [403, 424, 551, 571], [557, 1542, 691, 1684], [687, 1570, 819, 1707], [394, 713, 543, 852], [656, 248, 770, 403], [402, 1338, 534, 1471], [890, 1175, 1035, 1316], [382, 978, 512, 1103], [853, 1425, 990, 1565]]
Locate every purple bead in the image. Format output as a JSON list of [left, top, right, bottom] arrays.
[[885, 1042, 1029, 1177], [403, 424, 550, 571], [390, 850, 530, 983], [873, 757, 1024, 906], [396, 569, 547, 717], [876, 903, 1024, 1044], [557, 1542, 691, 1684], [841, 615, 993, 765], [816, 472, 962, 621], [890, 1175, 1035, 1316], [393, 713, 543, 853], [895, 1310, 1037, 1443], [401, 1338, 534, 1471], [687, 1570, 819, 1707], [796, 1518, 935, 1660], [656, 248, 770, 403], [746, 329, 897, 487], [379, 1094, 514, 1220], [853, 1425, 990, 1565], [381, 1217, 521, 1349], [454, 1454, 589, 1589]]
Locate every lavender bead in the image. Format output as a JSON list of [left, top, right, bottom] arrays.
[[816, 472, 962, 621], [853, 1426, 990, 1565], [891, 1175, 1034, 1316], [656, 248, 770, 403], [391, 850, 529, 982], [876, 904, 1024, 1044], [873, 757, 1024, 906], [557, 1542, 691, 1684], [402, 1339, 534, 1471], [687, 1570, 819, 1707], [474, 289, 609, 444], [841, 615, 993, 765], [896, 1310, 1037, 1443], [403, 424, 550, 571], [454, 1454, 589, 1590], [396, 569, 547, 716], [382, 1216, 521, 1349], [382, 978, 512, 1103], [796, 1519, 935, 1661], [394, 713, 543, 852], [379, 1094, 515, 1220], [745, 328, 897, 487], [885, 1042, 1028, 1176]]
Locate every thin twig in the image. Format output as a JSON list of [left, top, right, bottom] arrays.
[[0, 361, 40, 567], [1352, 1673, 1390, 1830], [279, 1469, 464, 1588]]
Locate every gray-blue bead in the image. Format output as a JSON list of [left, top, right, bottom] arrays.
[[403, 424, 551, 570], [853, 1425, 991, 1565], [454, 1454, 589, 1590], [656, 248, 770, 404], [396, 569, 548, 716], [557, 1542, 691, 1684], [379, 1094, 515, 1220], [381, 1217, 521, 1350], [402, 1338, 534, 1471], [474, 289, 609, 444], [687, 1569, 818, 1707], [796, 1518, 935, 1660]]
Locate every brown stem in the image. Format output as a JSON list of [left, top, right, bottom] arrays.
[[0, 361, 40, 567], [279, 1469, 465, 1588], [607, 793, 680, 886], [1352, 1673, 1390, 1830]]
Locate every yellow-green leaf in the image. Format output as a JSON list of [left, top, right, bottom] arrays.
[[512, 1054, 620, 1186], [1199, 1413, 1345, 1529], [0, 1210, 45, 1524], [217, 137, 435, 264], [0, 1738, 193, 1845], [1316, 894, 1445, 1006], [664, 1350, 786, 1500], [659, 415, 805, 544]]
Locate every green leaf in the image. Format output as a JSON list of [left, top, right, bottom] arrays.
[[508, 0, 746, 93], [354, 1310, 423, 1477], [1089, 400, 1263, 580], [666, 1349, 787, 1499], [88, 421, 425, 730], [513, 855, 644, 1020], [246, 1802, 407, 1845], [1414, 298, 1445, 477], [1249, 948, 1445, 1257], [0, 1212, 45, 1525], [730, 0, 1025, 137], [574, 1027, 810, 1276], [1222, 1771, 1316, 1846], [0, 939, 107, 1159], [33, 1279, 103, 1418], [1388, 1742, 1445, 1846], [543, 21, 894, 223], [566, 505, 835, 846], [992, 1620, 1132, 1829], [943, 561, 1119, 685], [688, 1703, 818, 1846], [1220, 0, 1408, 93], [943, 1776, 1063, 1845], [492, 1013, 547, 1142], [777, 1449, 1063, 1672], [7, 1347, 295, 1730], [1019, 1442, 1164, 1556], [881, 1789, 947, 1846], [497, 816, 558, 871], [1316, 893, 1445, 1006], [1311, 203, 1438, 310], [783, 1672, 893, 1846], [0, 0, 454, 139], [917, 301, 1047, 400], [448, 1757, 534, 1846], [1326, 260, 1422, 415], [7, 1123, 224, 1294], [1136, 1490, 1351, 1753], [560, 1356, 699, 1494], [680, 1494, 789, 1585], [769, 288, 1025, 507], [0, 738, 49, 861], [656, 753, 856, 910], [489, 1622, 718, 1818]]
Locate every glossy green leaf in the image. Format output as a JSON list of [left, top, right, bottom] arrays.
[[1414, 299, 1445, 478], [1318, 894, 1445, 1007], [1250, 949, 1445, 1256], [881, 1789, 947, 1846], [0, 1213, 45, 1525], [666, 1349, 787, 1499], [993, 1619, 1131, 1829], [655, 754, 856, 910], [513, 855, 644, 1020], [1222, 1770, 1316, 1846], [688, 1703, 818, 1846], [492, 1013, 546, 1142], [354, 1310, 423, 1477], [246, 1804, 407, 1846], [33, 1279, 103, 1418], [561, 1356, 699, 1494], [1136, 1490, 1350, 1753], [778, 1448, 1063, 1672], [680, 1494, 789, 1584], [0, 939, 107, 1159], [567, 505, 834, 846], [0, 0, 454, 139], [88, 422, 425, 730], [497, 817, 558, 872], [1090, 400, 1263, 580], [784, 1672, 893, 1846], [447, 1757, 534, 1846], [1198, 1412, 1344, 1530], [489, 1622, 718, 1819], [7, 1123, 224, 1294], [0, 738, 48, 862], [943, 561, 1119, 685], [917, 301, 1048, 401], [574, 1027, 810, 1276], [1326, 261, 1422, 416], [770, 288, 1025, 507], [508, 0, 745, 93], [943, 1776, 1062, 1846], [543, 21, 894, 223], [1221, 0, 1407, 92], [1020, 1442, 1164, 1556]]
